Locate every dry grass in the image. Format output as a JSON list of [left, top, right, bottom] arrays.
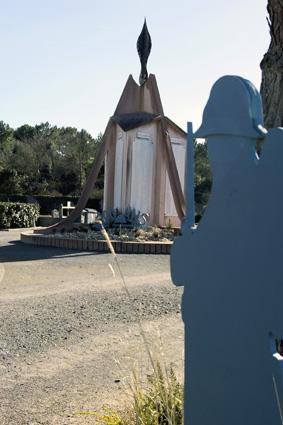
[[78, 361, 183, 424]]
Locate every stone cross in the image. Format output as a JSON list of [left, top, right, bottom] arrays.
[[171, 75, 283, 424]]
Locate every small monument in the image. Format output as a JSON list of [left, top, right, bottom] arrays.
[[171, 76, 283, 424], [45, 20, 187, 231]]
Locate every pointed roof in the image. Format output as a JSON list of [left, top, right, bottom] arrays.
[[114, 74, 164, 116]]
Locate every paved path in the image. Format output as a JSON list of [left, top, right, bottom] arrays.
[[0, 230, 184, 425]]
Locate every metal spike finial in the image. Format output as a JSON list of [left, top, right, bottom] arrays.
[[137, 19, 152, 86]]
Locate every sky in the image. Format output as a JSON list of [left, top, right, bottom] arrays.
[[0, 0, 270, 138]]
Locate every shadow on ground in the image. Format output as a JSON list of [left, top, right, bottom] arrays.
[[0, 239, 104, 263]]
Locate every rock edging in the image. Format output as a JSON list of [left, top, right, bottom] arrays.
[[21, 232, 172, 254]]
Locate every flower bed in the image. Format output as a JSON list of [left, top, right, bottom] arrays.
[[21, 226, 176, 254], [48, 226, 175, 243]]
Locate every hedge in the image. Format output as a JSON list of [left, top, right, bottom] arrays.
[[0, 202, 40, 229], [0, 194, 102, 215]]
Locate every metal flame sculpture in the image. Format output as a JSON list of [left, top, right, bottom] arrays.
[[137, 19, 152, 86]]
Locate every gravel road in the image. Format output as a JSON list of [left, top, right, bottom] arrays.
[[0, 231, 184, 425]]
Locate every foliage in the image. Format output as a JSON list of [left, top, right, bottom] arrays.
[[131, 362, 183, 425], [194, 140, 212, 220], [0, 194, 102, 215], [0, 119, 212, 219], [0, 169, 26, 194], [0, 202, 40, 229], [32, 195, 101, 215], [0, 121, 14, 172], [50, 225, 174, 242], [0, 121, 103, 197], [102, 207, 149, 229], [165, 219, 173, 231], [79, 362, 183, 425]]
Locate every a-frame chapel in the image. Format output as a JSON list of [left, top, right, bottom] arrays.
[[45, 20, 187, 231]]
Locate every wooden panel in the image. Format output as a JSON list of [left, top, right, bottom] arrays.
[[165, 140, 186, 217], [103, 153, 108, 211], [125, 134, 133, 208], [130, 134, 153, 214], [114, 134, 124, 209], [121, 134, 129, 210], [104, 129, 116, 210], [160, 118, 185, 220], [151, 121, 164, 225]]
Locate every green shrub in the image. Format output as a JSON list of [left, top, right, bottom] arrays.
[[0, 194, 102, 215], [33, 195, 101, 215], [0, 202, 40, 229]]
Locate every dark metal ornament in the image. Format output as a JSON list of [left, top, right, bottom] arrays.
[[137, 19, 152, 86]]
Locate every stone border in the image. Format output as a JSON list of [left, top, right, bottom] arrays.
[[21, 232, 172, 254]]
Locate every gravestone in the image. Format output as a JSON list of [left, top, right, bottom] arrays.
[[171, 75, 283, 424]]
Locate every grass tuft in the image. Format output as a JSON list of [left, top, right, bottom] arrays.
[[78, 361, 183, 424]]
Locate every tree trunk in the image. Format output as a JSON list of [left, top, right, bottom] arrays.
[[261, 1, 283, 355], [260, 0, 283, 128]]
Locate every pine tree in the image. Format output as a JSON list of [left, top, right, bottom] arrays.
[[260, 0, 283, 128]]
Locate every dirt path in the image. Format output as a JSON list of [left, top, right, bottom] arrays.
[[0, 231, 184, 425]]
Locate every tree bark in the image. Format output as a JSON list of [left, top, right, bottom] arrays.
[[260, 0, 283, 128], [261, 1, 283, 355]]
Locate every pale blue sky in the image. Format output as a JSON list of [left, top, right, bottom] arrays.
[[0, 0, 269, 137]]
